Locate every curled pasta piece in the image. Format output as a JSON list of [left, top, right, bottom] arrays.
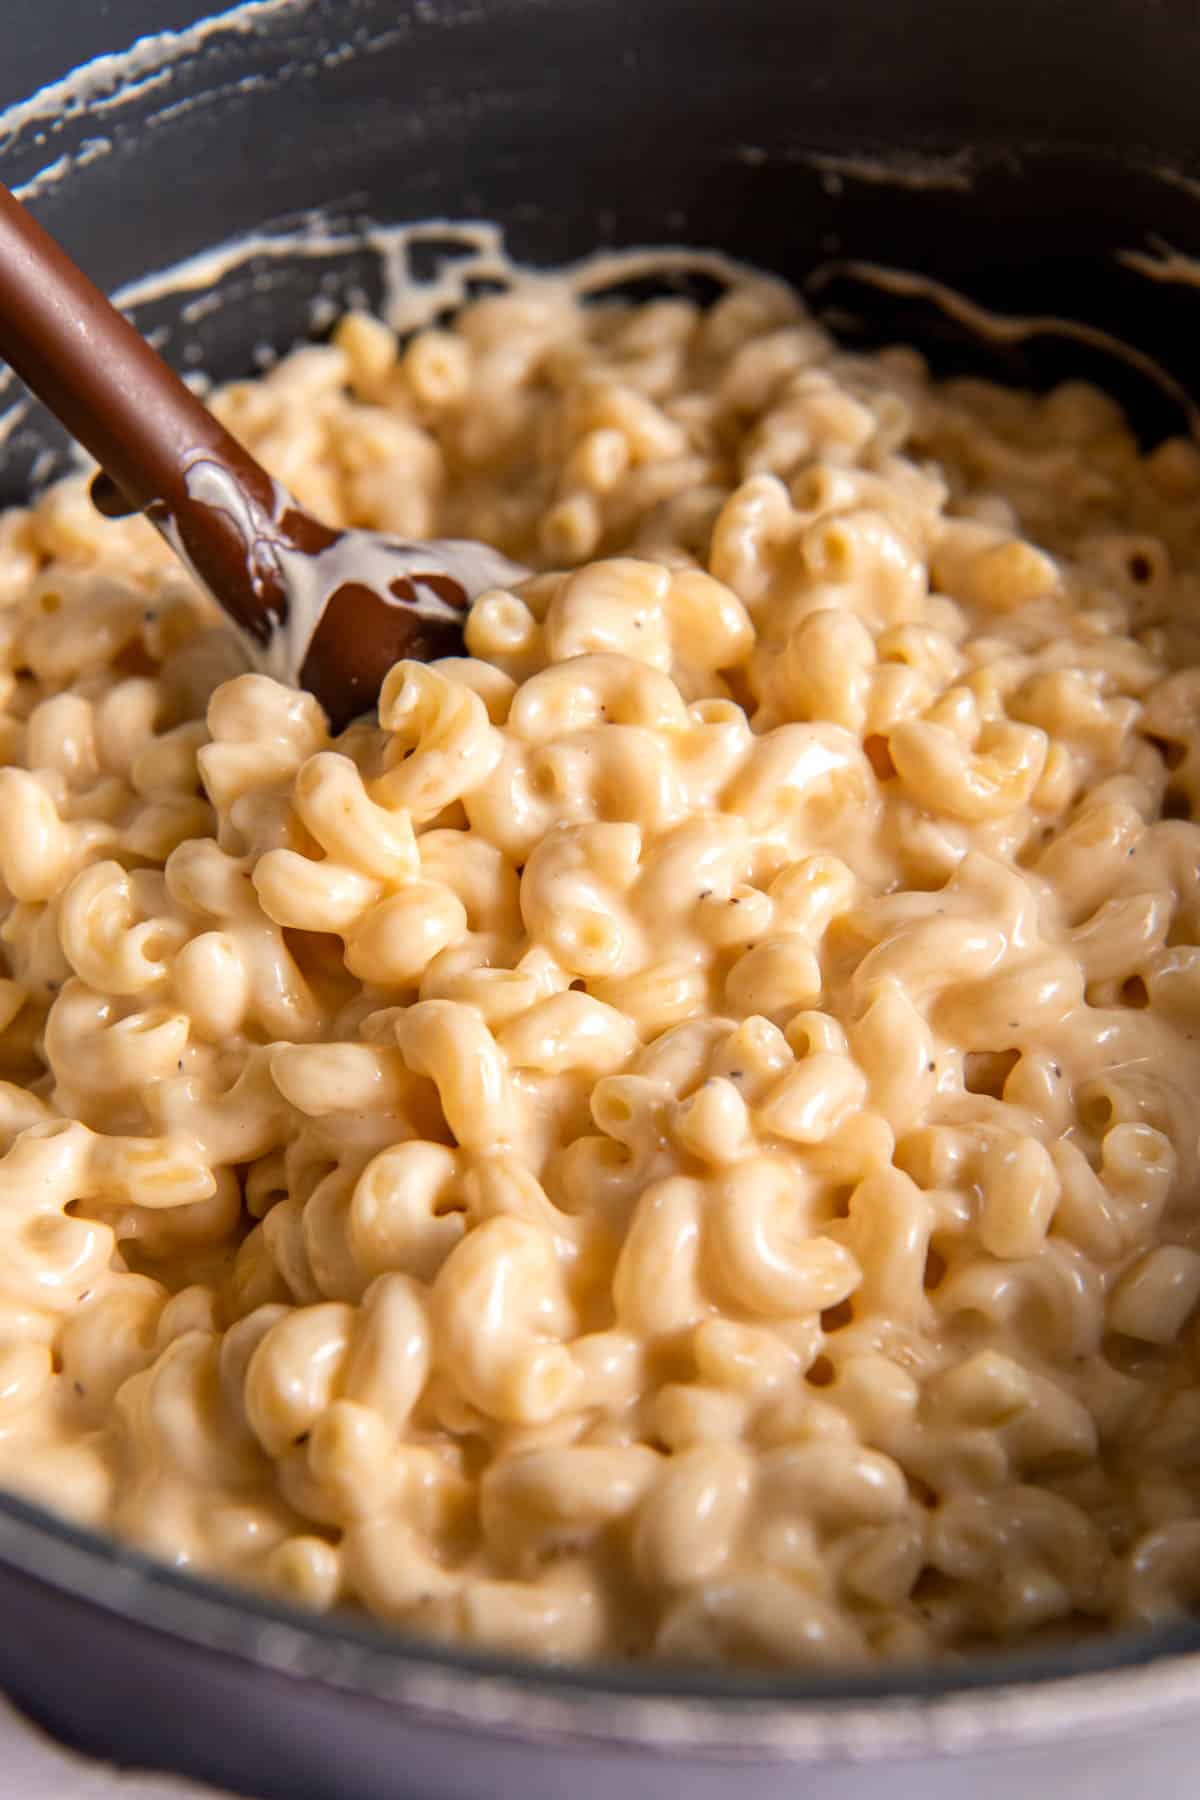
[[340, 1273, 433, 1432], [198, 674, 327, 819], [674, 700, 756, 800], [935, 950, 1085, 1047], [93, 677, 161, 777], [888, 715, 1048, 821], [170, 931, 250, 1042], [759, 1441, 909, 1528], [707, 1160, 860, 1317], [130, 719, 208, 802], [724, 722, 876, 840], [292, 752, 419, 881], [465, 588, 544, 678], [667, 569, 754, 674], [519, 821, 641, 978], [371, 663, 501, 818], [633, 1443, 754, 1589], [252, 850, 381, 933], [839, 1167, 933, 1326], [460, 1156, 585, 1272], [613, 1176, 708, 1334], [84, 1130, 215, 1210], [1068, 890, 1171, 983], [928, 1350, 1099, 1470], [709, 473, 796, 606], [0, 768, 112, 902], [497, 990, 639, 1075], [1033, 798, 1146, 923], [165, 838, 322, 1041], [418, 934, 542, 1022], [270, 1042, 414, 1117], [801, 506, 927, 627], [934, 1239, 1104, 1360], [543, 558, 673, 668], [1010, 668, 1138, 763], [431, 1215, 582, 1424], [637, 813, 751, 928], [44, 980, 190, 1100], [769, 854, 857, 935], [21, 579, 145, 685], [1108, 1245, 1200, 1345], [725, 937, 821, 1018], [850, 981, 935, 1132], [114, 1338, 274, 1531], [756, 1053, 867, 1145], [146, 1049, 293, 1165], [343, 1516, 460, 1621], [459, 1564, 611, 1660], [25, 691, 99, 784], [468, 727, 668, 860], [282, 1395, 406, 1524], [976, 1135, 1060, 1260], [418, 829, 522, 933], [507, 652, 690, 742], [344, 883, 469, 986], [0, 1121, 117, 1311], [771, 608, 876, 733], [244, 1301, 357, 1458], [58, 862, 188, 995], [839, 1520, 927, 1612], [395, 1000, 516, 1151], [1101, 1122, 1176, 1235], [55, 1274, 166, 1422], [846, 852, 1036, 1012], [932, 519, 1058, 612], [265, 1536, 342, 1613], [672, 1077, 752, 1165]]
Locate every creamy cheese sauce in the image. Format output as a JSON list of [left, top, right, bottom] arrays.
[[171, 456, 524, 689], [0, 262, 1198, 1665]]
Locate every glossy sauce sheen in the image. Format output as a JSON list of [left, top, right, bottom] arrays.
[[167, 458, 526, 728], [0, 268, 1197, 1667]]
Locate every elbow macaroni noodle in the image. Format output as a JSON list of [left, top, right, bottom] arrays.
[[0, 263, 1199, 1666]]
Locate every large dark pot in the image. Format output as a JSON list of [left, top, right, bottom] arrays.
[[2, 3, 1200, 1795]]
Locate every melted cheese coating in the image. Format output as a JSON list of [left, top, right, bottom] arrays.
[[0, 273, 1198, 1665]]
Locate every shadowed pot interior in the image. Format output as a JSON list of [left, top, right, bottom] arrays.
[[4, 2, 1200, 1796]]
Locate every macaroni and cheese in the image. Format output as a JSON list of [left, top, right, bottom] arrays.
[[0, 269, 1198, 1665]]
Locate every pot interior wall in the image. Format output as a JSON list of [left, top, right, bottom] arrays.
[[3, 0, 1200, 500]]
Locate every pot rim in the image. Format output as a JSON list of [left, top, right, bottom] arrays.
[[3, 1490, 1199, 1764], [4, 8, 1200, 1771]]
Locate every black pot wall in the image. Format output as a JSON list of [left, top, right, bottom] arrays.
[[4, 0, 1200, 500]]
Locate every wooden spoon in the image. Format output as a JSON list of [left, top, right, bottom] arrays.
[[0, 182, 524, 729]]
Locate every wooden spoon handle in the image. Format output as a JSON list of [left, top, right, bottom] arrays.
[[0, 181, 303, 644]]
